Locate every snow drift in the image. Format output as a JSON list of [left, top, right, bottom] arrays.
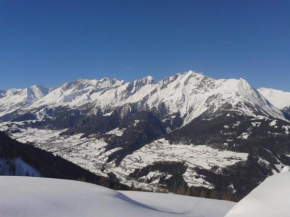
[[225, 172, 290, 217], [0, 176, 234, 217]]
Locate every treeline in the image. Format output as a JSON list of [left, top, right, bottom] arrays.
[[0, 131, 129, 191], [186, 187, 239, 202], [154, 185, 239, 202]]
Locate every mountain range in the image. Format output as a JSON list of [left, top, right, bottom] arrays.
[[1, 70, 290, 200]]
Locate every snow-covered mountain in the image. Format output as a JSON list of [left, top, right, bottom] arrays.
[[31, 78, 126, 109], [258, 88, 290, 110], [0, 71, 286, 123], [0, 85, 49, 118], [31, 71, 286, 123], [1, 70, 290, 201]]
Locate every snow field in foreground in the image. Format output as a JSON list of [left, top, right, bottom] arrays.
[[0, 176, 234, 217]]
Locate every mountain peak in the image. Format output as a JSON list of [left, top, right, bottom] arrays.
[[100, 77, 109, 81], [138, 76, 155, 84], [182, 70, 205, 78]]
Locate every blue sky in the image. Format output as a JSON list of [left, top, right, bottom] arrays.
[[1, 0, 290, 91]]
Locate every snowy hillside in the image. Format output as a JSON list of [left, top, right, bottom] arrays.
[[225, 171, 290, 217], [0, 177, 234, 217], [258, 87, 290, 110]]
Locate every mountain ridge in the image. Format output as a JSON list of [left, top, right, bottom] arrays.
[[0, 71, 287, 124]]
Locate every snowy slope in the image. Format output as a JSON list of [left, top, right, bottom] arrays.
[[0, 85, 49, 117], [225, 171, 290, 217], [258, 87, 290, 110], [121, 191, 235, 217], [0, 177, 234, 217]]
